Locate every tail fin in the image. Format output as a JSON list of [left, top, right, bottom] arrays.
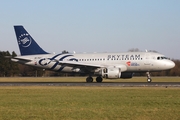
[[14, 26, 48, 55]]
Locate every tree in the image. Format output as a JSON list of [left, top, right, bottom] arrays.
[[128, 48, 141, 52], [0, 51, 12, 76], [62, 50, 69, 54], [148, 50, 158, 53], [9, 51, 19, 76]]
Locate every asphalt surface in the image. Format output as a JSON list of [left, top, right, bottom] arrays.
[[0, 82, 180, 87]]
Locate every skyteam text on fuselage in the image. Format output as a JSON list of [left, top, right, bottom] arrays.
[[12, 26, 175, 83]]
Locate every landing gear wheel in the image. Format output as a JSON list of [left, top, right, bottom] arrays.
[[147, 78, 152, 83], [96, 76, 103, 83], [86, 76, 93, 83], [146, 72, 152, 83]]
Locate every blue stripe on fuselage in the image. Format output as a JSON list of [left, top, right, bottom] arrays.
[[59, 55, 73, 61]]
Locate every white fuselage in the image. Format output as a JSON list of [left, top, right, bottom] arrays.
[[12, 52, 175, 74]]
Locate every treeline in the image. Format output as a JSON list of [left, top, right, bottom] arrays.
[[0, 51, 179, 77]]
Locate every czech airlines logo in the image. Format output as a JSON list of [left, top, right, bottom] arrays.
[[126, 61, 131, 66], [18, 34, 32, 47], [126, 61, 140, 66]]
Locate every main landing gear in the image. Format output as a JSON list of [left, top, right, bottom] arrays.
[[86, 73, 152, 83], [146, 72, 152, 83], [86, 76, 93, 83], [86, 76, 103, 83]]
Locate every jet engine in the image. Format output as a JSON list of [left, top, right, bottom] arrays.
[[101, 68, 121, 79]]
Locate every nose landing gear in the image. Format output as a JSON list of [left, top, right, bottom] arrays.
[[146, 72, 152, 83]]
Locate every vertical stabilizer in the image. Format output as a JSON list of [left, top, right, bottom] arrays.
[[14, 26, 48, 55]]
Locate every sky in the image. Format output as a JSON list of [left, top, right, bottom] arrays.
[[1, 0, 180, 59]]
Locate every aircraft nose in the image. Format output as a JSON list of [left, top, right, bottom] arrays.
[[167, 60, 175, 69]]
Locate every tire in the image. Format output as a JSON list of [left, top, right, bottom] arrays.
[[147, 78, 152, 83], [86, 76, 93, 83], [96, 76, 103, 83]]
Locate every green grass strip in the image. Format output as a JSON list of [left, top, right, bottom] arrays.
[[0, 87, 179, 120]]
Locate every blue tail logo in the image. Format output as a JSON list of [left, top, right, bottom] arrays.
[[14, 26, 48, 55], [18, 33, 32, 47]]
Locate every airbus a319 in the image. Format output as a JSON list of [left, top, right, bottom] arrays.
[[11, 26, 175, 83]]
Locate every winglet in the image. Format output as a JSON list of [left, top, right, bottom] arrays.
[[14, 26, 48, 55]]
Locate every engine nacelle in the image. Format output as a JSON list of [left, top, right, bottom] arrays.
[[101, 68, 121, 79]]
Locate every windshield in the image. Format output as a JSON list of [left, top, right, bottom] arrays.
[[157, 56, 169, 60]]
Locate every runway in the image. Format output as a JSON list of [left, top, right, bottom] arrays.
[[0, 82, 180, 87]]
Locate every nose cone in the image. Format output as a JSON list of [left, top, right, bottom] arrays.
[[166, 60, 175, 69]]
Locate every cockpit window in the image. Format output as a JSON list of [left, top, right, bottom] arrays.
[[157, 56, 169, 60]]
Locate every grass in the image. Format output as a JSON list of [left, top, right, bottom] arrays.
[[0, 86, 179, 120], [0, 77, 179, 120], [0, 76, 180, 82]]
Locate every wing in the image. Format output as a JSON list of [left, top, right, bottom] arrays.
[[57, 60, 127, 72], [58, 60, 102, 68]]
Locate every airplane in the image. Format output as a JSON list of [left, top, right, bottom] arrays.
[[11, 26, 175, 83]]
